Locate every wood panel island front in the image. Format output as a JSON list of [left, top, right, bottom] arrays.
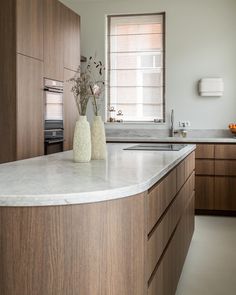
[[0, 143, 195, 295]]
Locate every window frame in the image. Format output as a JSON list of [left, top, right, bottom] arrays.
[[106, 12, 166, 123]]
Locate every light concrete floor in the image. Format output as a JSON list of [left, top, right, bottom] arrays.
[[176, 216, 236, 295]]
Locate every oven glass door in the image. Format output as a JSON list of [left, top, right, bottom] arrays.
[[45, 92, 63, 121]]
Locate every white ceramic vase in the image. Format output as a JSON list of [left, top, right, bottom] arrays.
[[91, 116, 107, 160], [73, 116, 91, 163]]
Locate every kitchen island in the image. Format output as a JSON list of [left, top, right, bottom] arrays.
[[0, 143, 195, 295], [107, 139, 236, 214]]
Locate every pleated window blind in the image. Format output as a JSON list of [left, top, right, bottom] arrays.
[[107, 13, 165, 122]]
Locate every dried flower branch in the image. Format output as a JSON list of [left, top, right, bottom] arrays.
[[69, 56, 105, 116]]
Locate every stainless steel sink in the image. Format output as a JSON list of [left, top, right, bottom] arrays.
[[124, 144, 187, 151]]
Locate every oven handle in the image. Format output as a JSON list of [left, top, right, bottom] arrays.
[[45, 139, 64, 144], [44, 87, 63, 94]]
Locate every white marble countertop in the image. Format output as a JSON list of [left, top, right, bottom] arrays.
[[107, 136, 236, 143], [0, 143, 195, 207]]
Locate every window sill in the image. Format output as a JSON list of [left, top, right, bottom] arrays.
[[105, 121, 167, 130]]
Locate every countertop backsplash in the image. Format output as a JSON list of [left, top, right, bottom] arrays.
[[105, 127, 232, 139]]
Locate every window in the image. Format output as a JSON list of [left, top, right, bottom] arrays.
[[107, 13, 165, 122]]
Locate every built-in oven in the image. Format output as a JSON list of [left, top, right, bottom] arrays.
[[44, 79, 64, 155]]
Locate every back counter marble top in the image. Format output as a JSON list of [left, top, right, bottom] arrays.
[[0, 143, 195, 207], [106, 136, 236, 143]]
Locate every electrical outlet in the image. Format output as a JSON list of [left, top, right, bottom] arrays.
[[179, 121, 191, 128]]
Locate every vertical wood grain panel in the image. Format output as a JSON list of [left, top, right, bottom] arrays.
[[214, 177, 236, 211], [147, 172, 194, 278], [177, 152, 195, 191], [215, 144, 236, 159], [17, 54, 44, 160], [0, 194, 146, 295], [147, 168, 177, 233], [0, 0, 17, 163], [215, 160, 236, 176], [63, 69, 79, 151], [195, 144, 215, 159], [195, 176, 214, 210], [148, 194, 195, 295], [16, 0, 43, 60], [63, 5, 81, 71], [195, 159, 214, 175], [43, 0, 64, 81]]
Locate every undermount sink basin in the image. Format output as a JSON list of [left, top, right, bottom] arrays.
[[124, 144, 187, 151]]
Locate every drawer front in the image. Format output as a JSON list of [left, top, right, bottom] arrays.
[[147, 173, 194, 278], [148, 194, 195, 295], [215, 177, 236, 211], [215, 144, 236, 159], [195, 159, 214, 175], [195, 144, 215, 159], [147, 169, 177, 233], [215, 160, 236, 176], [177, 152, 195, 192], [195, 176, 214, 210]]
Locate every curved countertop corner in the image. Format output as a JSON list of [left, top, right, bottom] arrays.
[[106, 136, 236, 143], [0, 143, 195, 207]]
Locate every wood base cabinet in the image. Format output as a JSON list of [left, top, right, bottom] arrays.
[[195, 144, 236, 213], [0, 152, 195, 295], [215, 177, 236, 211], [195, 176, 214, 210], [148, 194, 195, 295]]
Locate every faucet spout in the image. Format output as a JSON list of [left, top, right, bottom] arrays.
[[170, 109, 175, 137]]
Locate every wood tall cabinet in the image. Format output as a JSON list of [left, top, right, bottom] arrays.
[[195, 144, 236, 212], [0, 0, 81, 163], [0, 0, 17, 163], [0, 0, 44, 163], [63, 5, 81, 72], [17, 55, 44, 160], [43, 0, 64, 81], [63, 69, 79, 150], [63, 6, 81, 151], [16, 0, 43, 60]]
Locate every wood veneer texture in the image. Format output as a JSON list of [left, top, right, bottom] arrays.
[[0, 0, 17, 163], [0, 194, 146, 295]]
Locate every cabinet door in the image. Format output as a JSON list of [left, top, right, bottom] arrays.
[[215, 177, 236, 211], [0, 0, 17, 163], [176, 152, 195, 192], [215, 144, 236, 159], [17, 54, 44, 160], [195, 176, 214, 210], [63, 68, 79, 151], [195, 159, 214, 175], [148, 194, 194, 295], [195, 144, 215, 159], [16, 0, 43, 60], [63, 5, 81, 71], [43, 0, 64, 81], [147, 169, 177, 233]]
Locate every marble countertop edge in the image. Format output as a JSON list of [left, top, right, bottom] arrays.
[[0, 145, 195, 207]]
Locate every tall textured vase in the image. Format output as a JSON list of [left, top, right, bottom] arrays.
[[91, 116, 107, 160], [73, 116, 91, 163]]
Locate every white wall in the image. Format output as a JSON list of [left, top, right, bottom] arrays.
[[61, 0, 236, 129]]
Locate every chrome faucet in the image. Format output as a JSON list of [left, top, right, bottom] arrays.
[[170, 109, 175, 137]]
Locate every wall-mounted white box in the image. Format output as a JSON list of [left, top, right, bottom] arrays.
[[199, 78, 224, 97]]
